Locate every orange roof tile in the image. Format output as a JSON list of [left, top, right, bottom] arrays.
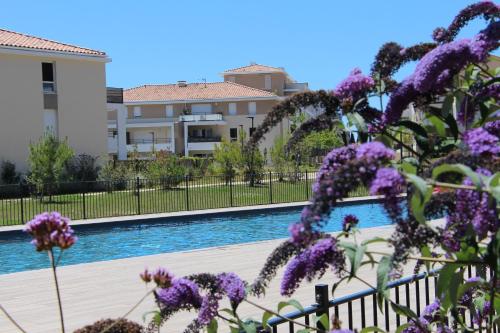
[[223, 64, 285, 74], [0, 28, 106, 56], [124, 82, 278, 102]]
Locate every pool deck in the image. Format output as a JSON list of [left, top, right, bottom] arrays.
[[0, 220, 433, 333], [0, 195, 383, 233]]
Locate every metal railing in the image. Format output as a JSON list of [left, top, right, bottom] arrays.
[[188, 136, 222, 142], [0, 171, 370, 226], [259, 265, 492, 333], [128, 138, 171, 144], [180, 114, 224, 122]]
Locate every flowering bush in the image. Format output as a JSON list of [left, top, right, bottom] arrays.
[[5, 3, 499, 333]]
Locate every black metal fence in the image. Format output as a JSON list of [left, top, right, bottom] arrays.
[[261, 265, 494, 333], [0, 171, 370, 226]]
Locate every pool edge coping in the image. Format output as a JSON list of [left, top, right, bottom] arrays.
[[0, 195, 385, 233]]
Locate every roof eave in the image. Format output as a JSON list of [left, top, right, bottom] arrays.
[[0, 45, 110, 62], [219, 70, 285, 76], [123, 95, 280, 105]]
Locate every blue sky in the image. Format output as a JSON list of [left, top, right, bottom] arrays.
[[1, 1, 492, 90]]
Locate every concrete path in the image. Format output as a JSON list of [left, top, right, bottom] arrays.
[[0, 224, 430, 333]]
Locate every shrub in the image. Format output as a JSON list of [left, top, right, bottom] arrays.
[[27, 133, 74, 196], [145, 151, 186, 188], [99, 163, 134, 191], [0, 160, 20, 184], [73, 318, 143, 333], [65, 154, 100, 182], [212, 138, 241, 184]]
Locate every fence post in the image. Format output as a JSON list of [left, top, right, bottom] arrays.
[[305, 171, 309, 200], [19, 182, 25, 223], [315, 284, 329, 332], [185, 175, 190, 211], [229, 176, 233, 207], [268, 171, 273, 204], [82, 183, 87, 219], [136, 177, 141, 215]]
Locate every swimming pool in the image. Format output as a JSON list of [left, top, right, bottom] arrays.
[[0, 202, 391, 274]]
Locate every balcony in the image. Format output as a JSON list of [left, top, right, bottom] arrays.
[[179, 114, 224, 122], [284, 82, 309, 93], [187, 136, 221, 151], [127, 138, 173, 153], [108, 136, 118, 153]]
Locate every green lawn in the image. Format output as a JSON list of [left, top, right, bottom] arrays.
[[0, 180, 368, 226]]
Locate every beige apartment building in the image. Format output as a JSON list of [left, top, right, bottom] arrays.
[[0, 29, 110, 171], [108, 64, 308, 159]]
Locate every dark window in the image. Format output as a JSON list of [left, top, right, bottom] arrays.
[[42, 63, 54, 82], [249, 127, 256, 137], [126, 132, 131, 145], [230, 128, 238, 141]]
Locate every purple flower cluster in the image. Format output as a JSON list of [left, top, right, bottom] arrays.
[[281, 238, 345, 296], [342, 214, 359, 233], [355, 142, 396, 161], [370, 168, 406, 218], [432, 1, 500, 44], [197, 295, 219, 325], [383, 20, 500, 125], [484, 120, 500, 137], [24, 212, 77, 251], [217, 272, 246, 305], [443, 169, 498, 250], [313, 145, 357, 193], [463, 127, 500, 156], [334, 68, 375, 109], [403, 299, 452, 333], [156, 277, 203, 310]]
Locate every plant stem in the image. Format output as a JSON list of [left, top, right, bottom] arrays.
[[382, 128, 421, 159], [99, 289, 155, 333], [487, 267, 496, 333], [0, 304, 27, 333], [244, 299, 319, 331], [48, 249, 66, 333]]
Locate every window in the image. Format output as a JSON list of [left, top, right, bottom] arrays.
[[249, 127, 256, 137], [165, 105, 174, 117], [42, 62, 56, 93], [230, 128, 238, 141], [191, 104, 212, 114], [228, 103, 237, 115], [133, 106, 142, 118], [264, 75, 272, 90], [248, 102, 257, 115]]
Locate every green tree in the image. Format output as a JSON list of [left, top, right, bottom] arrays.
[[213, 138, 241, 185], [146, 151, 186, 188], [270, 134, 292, 181], [28, 133, 74, 197]]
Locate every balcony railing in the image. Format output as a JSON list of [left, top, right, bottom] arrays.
[[180, 114, 223, 122], [128, 138, 171, 145], [284, 82, 309, 92], [107, 87, 124, 104], [187, 136, 221, 143]]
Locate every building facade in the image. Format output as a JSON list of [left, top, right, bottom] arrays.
[[108, 64, 308, 159], [0, 29, 110, 171]]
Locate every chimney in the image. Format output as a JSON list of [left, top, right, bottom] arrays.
[[177, 80, 187, 87]]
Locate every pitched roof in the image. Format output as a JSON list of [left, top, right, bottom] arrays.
[[0, 28, 106, 56], [223, 64, 285, 74], [124, 82, 278, 103]]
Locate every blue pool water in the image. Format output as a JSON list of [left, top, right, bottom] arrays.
[[0, 203, 391, 274]]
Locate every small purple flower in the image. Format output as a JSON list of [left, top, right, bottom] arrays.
[[156, 277, 203, 310], [369, 168, 405, 196], [281, 238, 344, 296], [484, 120, 500, 137], [342, 214, 359, 233], [463, 127, 500, 156], [473, 300, 491, 325], [197, 295, 219, 325], [334, 68, 375, 108], [217, 272, 246, 306], [24, 212, 77, 251], [356, 142, 395, 161]]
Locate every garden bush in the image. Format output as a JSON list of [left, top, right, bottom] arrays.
[[0, 160, 20, 184]]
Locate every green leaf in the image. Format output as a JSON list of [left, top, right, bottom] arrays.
[[444, 113, 459, 140], [351, 245, 366, 277], [229, 326, 240, 333], [437, 263, 462, 310], [395, 323, 410, 333], [277, 299, 304, 313], [377, 256, 392, 309], [427, 115, 447, 137], [400, 161, 417, 175], [360, 326, 387, 333], [141, 310, 160, 323], [347, 112, 367, 133], [432, 164, 482, 188], [261, 311, 273, 330], [396, 120, 428, 138], [405, 174, 430, 197], [391, 302, 418, 319], [441, 95, 455, 118], [314, 313, 330, 330], [362, 237, 387, 246], [207, 318, 218, 333], [241, 322, 257, 333], [296, 329, 312, 333]]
